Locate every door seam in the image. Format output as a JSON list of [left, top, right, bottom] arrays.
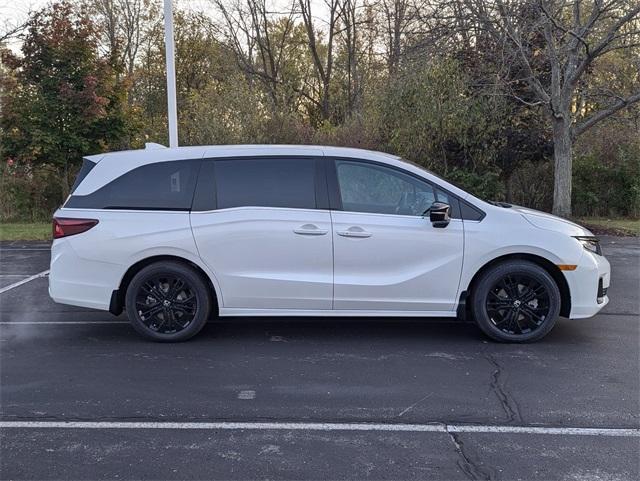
[[329, 210, 335, 310]]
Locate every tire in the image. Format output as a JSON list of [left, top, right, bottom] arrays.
[[470, 260, 561, 343], [125, 261, 212, 342]]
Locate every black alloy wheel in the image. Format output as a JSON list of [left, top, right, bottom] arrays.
[[485, 274, 551, 336], [135, 275, 197, 334], [125, 261, 212, 342], [471, 260, 561, 343]]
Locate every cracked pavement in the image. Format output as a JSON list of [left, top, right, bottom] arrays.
[[0, 236, 638, 480]]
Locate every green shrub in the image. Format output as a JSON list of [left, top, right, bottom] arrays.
[[508, 161, 553, 211], [0, 161, 65, 222], [446, 168, 505, 202], [573, 146, 640, 218]]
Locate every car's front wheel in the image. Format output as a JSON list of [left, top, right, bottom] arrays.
[[125, 261, 212, 342], [471, 260, 561, 343]]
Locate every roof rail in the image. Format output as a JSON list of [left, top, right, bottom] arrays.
[[145, 143, 167, 150]]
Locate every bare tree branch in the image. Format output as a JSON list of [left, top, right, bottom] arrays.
[[573, 91, 640, 138]]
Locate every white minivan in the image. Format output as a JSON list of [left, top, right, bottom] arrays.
[[49, 144, 610, 342]]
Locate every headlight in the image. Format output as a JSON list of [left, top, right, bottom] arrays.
[[574, 236, 602, 256]]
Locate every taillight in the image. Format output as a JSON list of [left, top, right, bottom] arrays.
[[52, 217, 98, 239]]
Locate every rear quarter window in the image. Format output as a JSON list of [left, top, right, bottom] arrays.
[[65, 159, 201, 210], [70, 159, 96, 194]]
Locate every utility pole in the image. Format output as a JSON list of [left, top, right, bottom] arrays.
[[163, 0, 178, 147]]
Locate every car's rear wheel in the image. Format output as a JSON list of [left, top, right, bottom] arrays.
[[125, 261, 212, 342], [471, 260, 561, 343]]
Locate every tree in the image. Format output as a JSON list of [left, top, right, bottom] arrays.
[[298, 0, 340, 120], [1, 1, 138, 196], [465, 0, 640, 216], [90, 0, 147, 77]]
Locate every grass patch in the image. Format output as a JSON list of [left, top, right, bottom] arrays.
[[576, 217, 639, 236], [0, 222, 51, 241]]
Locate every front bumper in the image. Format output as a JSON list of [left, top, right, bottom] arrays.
[[565, 249, 611, 319]]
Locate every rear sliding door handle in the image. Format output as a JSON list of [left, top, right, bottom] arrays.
[[294, 224, 328, 235], [337, 227, 372, 238]]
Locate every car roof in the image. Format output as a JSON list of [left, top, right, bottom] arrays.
[[84, 144, 401, 164]]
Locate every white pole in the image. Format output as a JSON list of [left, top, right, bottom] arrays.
[[164, 0, 178, 147]]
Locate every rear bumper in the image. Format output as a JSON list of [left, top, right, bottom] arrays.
[[48, 239, 122, 311], [565, 250, 611, 319]]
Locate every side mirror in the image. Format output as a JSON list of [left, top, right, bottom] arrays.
[[429, 202, 450, 228]]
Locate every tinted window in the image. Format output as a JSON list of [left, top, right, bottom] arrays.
[[65, 160, 200, 210], [335, 160, 449, 216], [70, 159, 96, 193], [460, 200, 485, 221], [215, 158, 316, 209]]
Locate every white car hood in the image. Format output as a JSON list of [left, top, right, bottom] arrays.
[[511, 206, 594, 237]]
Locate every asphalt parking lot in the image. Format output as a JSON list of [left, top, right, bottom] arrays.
[[0, 236, 638, 480]]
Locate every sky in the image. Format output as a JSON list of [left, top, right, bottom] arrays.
[[2, 0, 224, 51], [2, 0, 48, 28], [3, 0, 332, 51]]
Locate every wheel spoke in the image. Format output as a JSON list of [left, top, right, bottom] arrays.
[[507, 309, 520, 332], [173, 295, 195, 306], [492, 311, 510, 326], [165, 308, 175, 329], [503, 276, 518, 298], [513, 313, 524, 334], [155, 314, 168, 331], [167, 278, 186, 301], [138, 305, 163, 322], [521, 305, 545, 325], [172, 304, 196, 316], [487, 298, 512, 310], [141, 280, 165, 302], [489, 290, 505, 300], [171, 310, 188, 328], [521, 284, 545, 303]]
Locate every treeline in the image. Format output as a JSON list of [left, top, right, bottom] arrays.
[[1, 0, 639, 221]]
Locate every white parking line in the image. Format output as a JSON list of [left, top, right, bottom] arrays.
[[0, 320, 464, 325], [0, 321, 128, 325], [0, 270, 49, 294], [237, 390, 256, 400], [0, 421, 637, 437]]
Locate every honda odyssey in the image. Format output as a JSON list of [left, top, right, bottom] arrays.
[[49, 144, 610, 342]]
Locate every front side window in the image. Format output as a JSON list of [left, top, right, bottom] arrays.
[[215, 158, 316, 209], [335, 160, 448, 216], [65, 159, 200, 210]]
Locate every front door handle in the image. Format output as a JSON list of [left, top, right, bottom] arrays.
[[294, 224, 328, 235], [337, 227, 372, 238]]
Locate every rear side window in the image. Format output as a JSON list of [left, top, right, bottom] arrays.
[[65, 160, 201, 210], [70, 159, 96, 193], [215, 158, 316, 209]]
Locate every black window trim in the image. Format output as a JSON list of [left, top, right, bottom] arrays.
[[324, 156, 486, 221], [191, 155, 330, 212]]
